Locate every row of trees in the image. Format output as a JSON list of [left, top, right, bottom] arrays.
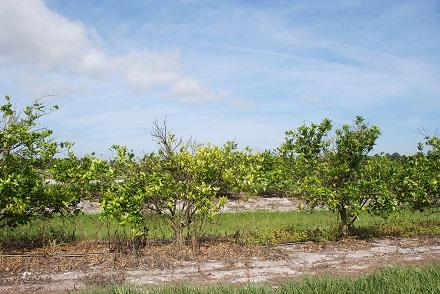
[[1, 96, 438, 245]]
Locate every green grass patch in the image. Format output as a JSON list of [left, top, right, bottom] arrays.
[[74, 265, 440, 294], [1, 209, 439, 248]]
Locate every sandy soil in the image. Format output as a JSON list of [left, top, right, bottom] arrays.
[[78, 196, 302, 214], [1, 237, 439, 293], [222, 196, 301, 212]]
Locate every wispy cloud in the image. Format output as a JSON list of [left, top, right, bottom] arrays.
[[0, 0, 438, 155]]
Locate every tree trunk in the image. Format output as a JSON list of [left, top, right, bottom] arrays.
[[338, 207, 353, 238], [191, 230, 198, 251], [172, 224, 184, 249]]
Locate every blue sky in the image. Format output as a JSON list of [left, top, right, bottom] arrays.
[[1, 0, 439, 156]]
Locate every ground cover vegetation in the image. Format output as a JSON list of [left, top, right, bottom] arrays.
[[1, 96, 439, 246], [1, 210, 438, 248]]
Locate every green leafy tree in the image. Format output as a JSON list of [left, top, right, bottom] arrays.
[[283, 116, 396, 236], [99, 145, 152, 238], [101, 121, 259, 247], [398, 136, 440, 212], [252, 150, 292, 196], [279, 118, 333, 196], [0, 96, 75, 227], [49, 150, 109, 207]]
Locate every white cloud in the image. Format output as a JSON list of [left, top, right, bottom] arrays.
[[0, 0, 94, 69], [114, 51, 181, 92], [0, 0, 219, 102]]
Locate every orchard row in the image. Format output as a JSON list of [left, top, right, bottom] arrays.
[[1, 96, 438, 245]]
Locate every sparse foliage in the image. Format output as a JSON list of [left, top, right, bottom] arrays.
[[101, 121, 259, 247]]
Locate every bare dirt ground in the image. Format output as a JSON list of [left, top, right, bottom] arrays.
[[78, 196, 302, 214], [1, 237, 439, 293], [222, 196, 301, 212]]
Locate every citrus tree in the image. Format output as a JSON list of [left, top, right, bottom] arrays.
[[101, 121, 260, 247], [282, 116, 397, 236], [99, 145, 155, 238], [279, 118, 333, 196], [0, 96, 76, 227], [398, 136, 440, 212], [49, 150, 109, 208]]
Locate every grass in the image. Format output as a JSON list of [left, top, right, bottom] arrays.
[[1, 209, 439, 247], [74, 265, 440, 293]]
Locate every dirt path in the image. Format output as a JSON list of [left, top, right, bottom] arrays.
[[1, 237, 439, 293]]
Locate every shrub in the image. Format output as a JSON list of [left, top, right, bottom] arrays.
[[0, 96, 76, 227], [101, 121, 259, 247], [281, 116, 398, 236]]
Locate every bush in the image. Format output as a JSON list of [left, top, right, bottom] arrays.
[[0, 96, 77, 227], [281, 116, 398, 236], [397, 136, 440, 212], [101, 121, 260, 247]]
